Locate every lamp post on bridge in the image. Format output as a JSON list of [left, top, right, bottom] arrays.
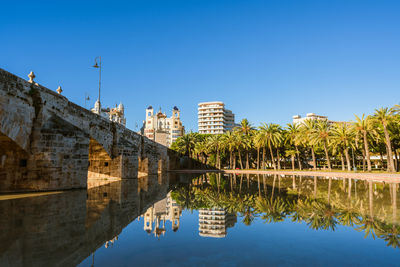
[[92, 56, 102, 114]]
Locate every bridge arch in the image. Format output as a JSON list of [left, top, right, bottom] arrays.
[[0, 131, 31, 191], [88, 138, 115, 180]]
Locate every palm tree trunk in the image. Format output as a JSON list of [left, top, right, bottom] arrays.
[[361, 149, 366, 171], [295, 145, 302, 170], [257, 147, 260, 170], [323, 142, 331, 170], [380, 151, 385, 169], [276, 148, 281, 170], [344, 148, 352, 171], [291, 155, 295, 170], [238, 150, 244, 169], [269, 145, 276, 170], [233, 152, 236, 169], [217, 150, 221, 169], [383, 124, 395, 172], [262, 147, 266, 169], [363, 131, 372, 171], [311, 146, 316, 170], [340, 153, 345, 171], [230, 150, 233, 169], [394, 148, 399, 172], [246, 152, 250, 169]]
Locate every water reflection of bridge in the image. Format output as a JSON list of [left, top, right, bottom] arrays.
[[0, 172, 192, 267]]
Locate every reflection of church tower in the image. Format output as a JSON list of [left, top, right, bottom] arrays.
[[167, 192, 181, 232], [143, 206, 154, 234], [198, 208, 237, 238], [140, 191, 182, 238]]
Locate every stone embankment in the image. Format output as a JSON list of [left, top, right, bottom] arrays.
[[170, 169, 400, 183]]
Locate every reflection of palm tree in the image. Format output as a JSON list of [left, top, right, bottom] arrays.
[[313, 176, 317, 199], [241, 206, 256, 226], [378, 224, 400, 248], [257, 174, 261, 197], [310, 201, 338, 231], [337, 199, 361, 227], [271, 175, 277, 199], [239, 194, 257, 226], [356, 216, 382, 239], [256, 197, 287, 223]]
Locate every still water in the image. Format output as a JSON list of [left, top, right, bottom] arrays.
[[1, 172, 400, 266]]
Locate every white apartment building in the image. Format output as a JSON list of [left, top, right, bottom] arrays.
[[142, 106, 185, 147], [198, 101, 237, 134], [292, 113, 329, 125]]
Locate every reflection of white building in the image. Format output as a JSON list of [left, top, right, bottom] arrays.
[[198, 208, 236, 238], [142, 106, 185, 147], [140, 192, 182, 238], [91, 100, 126, 126], [292, 113, 328, 125]]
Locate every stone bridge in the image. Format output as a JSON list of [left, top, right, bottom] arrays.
[[0, 68, 183, 192]]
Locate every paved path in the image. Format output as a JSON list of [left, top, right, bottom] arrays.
[[170, 169, 400, 183]]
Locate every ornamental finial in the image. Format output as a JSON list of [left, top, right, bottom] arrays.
[[28, 71, 35, 83]]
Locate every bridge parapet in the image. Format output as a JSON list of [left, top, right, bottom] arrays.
[[0, 68, 179, 192]]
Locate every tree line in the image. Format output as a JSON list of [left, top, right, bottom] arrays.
[[171, 105, 400, 172]]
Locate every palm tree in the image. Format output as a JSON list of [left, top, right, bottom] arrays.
[[373, 107, 395, 172], [301, 119, 318, 170], [208, 134, 223, 169], [236, 119, 254, 169], [237, 118, 253, 136], [235, 131, 246, 169], [223, 131, 237, 169], [259, 123, 282, 170], [253, 131, 265, 170], [312, 120, 332, 170], [181, 132, 196, 156], [285, 149, 297, 170], [354, 114, 373, 171], [194, 139, 210, 165], [286, 123, 303, 170], [331, 123, 355, 171]]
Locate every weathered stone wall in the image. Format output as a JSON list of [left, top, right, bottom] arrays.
[[0, 68, 183, 192]]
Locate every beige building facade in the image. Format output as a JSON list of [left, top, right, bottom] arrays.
[[91, 100, 126, 126], [198, 101, 237, 134], [142, 106, 185, 147]]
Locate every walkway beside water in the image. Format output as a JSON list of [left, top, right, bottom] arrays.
[[170, 169, 400, 183]]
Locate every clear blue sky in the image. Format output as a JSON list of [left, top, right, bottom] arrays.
[[1, 0, 399, 131]]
